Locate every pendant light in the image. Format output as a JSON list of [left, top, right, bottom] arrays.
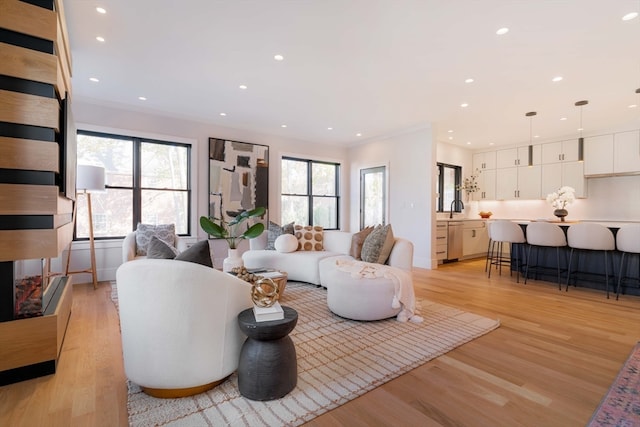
[[525, 111, 536, 166], [575, 100, 588, 161]]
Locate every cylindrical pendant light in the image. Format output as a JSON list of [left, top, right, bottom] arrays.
[[525, 111, 536, 166], [575, 100, 588, 161]]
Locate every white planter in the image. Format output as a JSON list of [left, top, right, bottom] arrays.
[[223, 248, 243, 272]]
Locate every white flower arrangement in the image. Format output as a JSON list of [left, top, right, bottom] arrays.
[[457, 169, 481, 195], [546, 186, 576, 210]]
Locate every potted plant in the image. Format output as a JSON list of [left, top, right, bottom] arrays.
[[200, 207, 266, 271]]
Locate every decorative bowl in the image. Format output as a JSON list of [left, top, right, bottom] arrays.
[[479, 211, 493, 219]]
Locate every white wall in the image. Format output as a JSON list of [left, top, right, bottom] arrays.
[[56, 100, 349, 282], [348, 126, 435, 269]]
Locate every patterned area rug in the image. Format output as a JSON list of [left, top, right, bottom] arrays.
[[111, 281, 500, 426], [588, 342, 640, 426]]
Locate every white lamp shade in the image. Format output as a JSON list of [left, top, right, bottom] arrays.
[[77, 164, 106, 192]]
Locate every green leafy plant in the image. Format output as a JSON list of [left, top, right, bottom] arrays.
[[199, 207, 266, 249]]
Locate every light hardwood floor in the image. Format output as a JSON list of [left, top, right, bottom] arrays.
[[1, 259, 639, 426]]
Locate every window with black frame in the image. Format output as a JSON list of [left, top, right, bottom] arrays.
[[75, 130, 191, 239], [280, 157, 340, 229], [436, 163, 462, 212]]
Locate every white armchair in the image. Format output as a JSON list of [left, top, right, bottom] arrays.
[[116, 259, 253, 397]]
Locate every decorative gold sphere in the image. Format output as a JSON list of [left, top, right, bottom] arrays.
[[251, 278, 280, 308]]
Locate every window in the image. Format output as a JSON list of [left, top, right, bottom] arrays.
[[75, 130, 191, 239], [437, 163, 462, 212], [360, 166, 386, 229], [281, 157, 340, 229]]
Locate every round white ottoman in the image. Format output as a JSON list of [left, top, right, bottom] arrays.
[[319, 257, 402, 321]]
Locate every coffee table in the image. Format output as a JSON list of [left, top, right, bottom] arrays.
[[237, 306, 298, 401]]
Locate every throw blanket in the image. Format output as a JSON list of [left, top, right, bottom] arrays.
[[335, 259, 423, 323]]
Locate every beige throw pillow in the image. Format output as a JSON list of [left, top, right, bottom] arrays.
[[360, 224, 395, 264], [349, 226, 374, 260], [294, 225, 324, 251]]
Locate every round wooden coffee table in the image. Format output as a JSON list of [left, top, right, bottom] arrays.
[[236, 306, 298, 400]]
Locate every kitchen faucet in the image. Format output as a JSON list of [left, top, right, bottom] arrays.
[[450, 199, 464, 219]]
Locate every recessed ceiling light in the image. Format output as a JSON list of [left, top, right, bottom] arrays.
[[464, 78, 474, 83], [622, 12, 638, 21], [96, 7, 106, 14], [460, 103, 469, 108], [281, 124, 287, 128], [534, 135, 540, 138], [552, 76, 563, 82], [448, 129, 453, 133], [138, 96, 147, 101], [496, 27, 509, 35], [356, 133, 362, 137], [448, 137, 453, 140], [560, 117, 567, 121], [489, 142, 495, 146], [239, 85, 247, 90], [466, 141, 472, 145], [577, 127, 584, 131], [219, 112, 227, 116], [89, 77, 99, 82], [96, 36, 105, 42], [274, 54, 284, 61], [327, 127, 333, 130], [629, 104, 638, 109]]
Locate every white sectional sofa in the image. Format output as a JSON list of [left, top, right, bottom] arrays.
[[242, 230, 414, 286], [243, 230, 418, 321]]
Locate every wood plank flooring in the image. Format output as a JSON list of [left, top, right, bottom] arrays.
[[1, 258, 639, 426]]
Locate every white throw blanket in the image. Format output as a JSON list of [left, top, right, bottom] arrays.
[[335, 259, 423, 323]]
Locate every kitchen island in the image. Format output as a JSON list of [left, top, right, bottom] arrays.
[[509, 220, 639, 297]]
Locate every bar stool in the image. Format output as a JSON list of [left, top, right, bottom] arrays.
[[484, 221, 493, 273], [615, 224, 640, 300], [524, 222, 567, 289], [565, 223, 616, 298], [487, 220, 526, 282]]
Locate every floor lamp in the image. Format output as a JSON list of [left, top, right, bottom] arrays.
[[65, 165, 105, 289]]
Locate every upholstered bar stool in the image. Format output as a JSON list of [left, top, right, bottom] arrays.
[[615, 224, 640, 300], [524, 222, 567, 289], [484, 221, 493, 272], [565, 223, 616, 298], [487, 220, 526, 283]]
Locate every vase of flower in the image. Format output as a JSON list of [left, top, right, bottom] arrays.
[[223, 248, 243, 272], [553, 208, 568, 222]]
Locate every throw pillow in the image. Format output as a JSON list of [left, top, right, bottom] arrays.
[[294, 225, 324, 251], [175, 240, 213, 268], [146, 236, 179, 259], [274, 234, 298, 253], [266, 221, 295, 250], [361, 224, 395, 264], [349, 226, 374, 260], [135, 223, 176, 256]]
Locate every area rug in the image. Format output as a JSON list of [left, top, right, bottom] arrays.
[[111, 281, 500, 426], [587, 342, 640, 426]]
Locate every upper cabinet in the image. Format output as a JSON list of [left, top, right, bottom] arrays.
[[473, 169, 496, 201], [584, 131, 640, 176], [473, 151, 496, 171], [496, 145, 541, 168], [541, 139, 580, 164]]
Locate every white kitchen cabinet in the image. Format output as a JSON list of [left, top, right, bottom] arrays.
[[436, 221, 448, 261], [496, 146, 540, 168], [473, 169, 496, 201], [473, 151, 496, 171], [462, 220, 489, 258], [614, 130, 640, 174], [584, 134, 613, 176], [496, 166, 541, 200], [541, 162, 586, 198], [541, 139, 580, 164]]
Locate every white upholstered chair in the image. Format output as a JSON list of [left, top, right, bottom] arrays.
[[116, 259, 252, 397], [615, 224, 640, 300], [524, 222, 567, 289], [122, 231, 187, 263], [566, 223, 616, 298], [487, 220, 526, 282]]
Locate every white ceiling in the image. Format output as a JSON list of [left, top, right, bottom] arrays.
[[63, 0, 640, 149]]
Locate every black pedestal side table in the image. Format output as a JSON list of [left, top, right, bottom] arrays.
[[237, 306, 298, 401]]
